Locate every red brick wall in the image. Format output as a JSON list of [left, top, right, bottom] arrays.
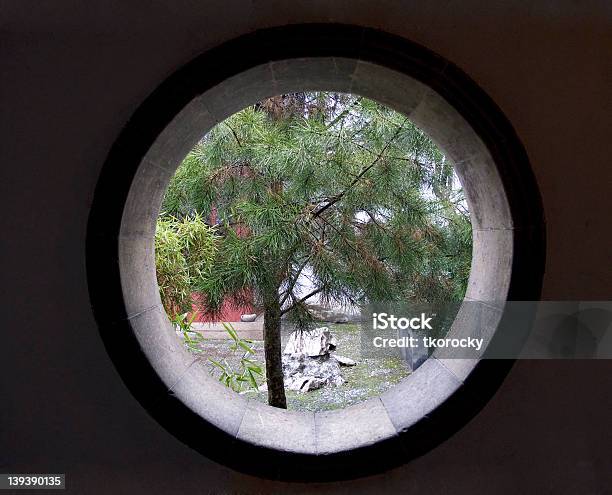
[[190, 292, 254, 322]]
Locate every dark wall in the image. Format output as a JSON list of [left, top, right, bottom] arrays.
[[1, 2, 611, 493]]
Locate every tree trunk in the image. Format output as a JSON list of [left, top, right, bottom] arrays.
[[263, 291, 287, 408]]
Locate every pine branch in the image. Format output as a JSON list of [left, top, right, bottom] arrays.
[[280, 287, 324, 316], [223, 122, 242, 147], [364, 208, 390, 233], [279, 255, 312, 306], [311, 118, 409, 219]]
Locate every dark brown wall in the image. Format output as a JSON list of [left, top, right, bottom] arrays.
[[1, 2, 611, 493]]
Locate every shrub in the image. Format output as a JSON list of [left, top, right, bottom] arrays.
[[155, 213, 218, 317]]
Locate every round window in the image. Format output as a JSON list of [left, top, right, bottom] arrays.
[[87, 24, 544, 481]]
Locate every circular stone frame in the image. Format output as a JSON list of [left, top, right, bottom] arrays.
[[87, 24, 545, 481]]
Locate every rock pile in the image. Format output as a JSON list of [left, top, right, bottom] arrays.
[[281, 327, 356, 393]]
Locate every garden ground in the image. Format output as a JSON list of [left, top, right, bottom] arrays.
[[191, 322, 411, 412]]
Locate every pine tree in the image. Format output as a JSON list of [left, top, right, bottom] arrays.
[[161, 92, 471, 408]]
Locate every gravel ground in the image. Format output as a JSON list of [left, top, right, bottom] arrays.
[[189, 322, 410, 412]]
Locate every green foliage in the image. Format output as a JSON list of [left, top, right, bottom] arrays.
[[170, 314, 263, 393], [154, 213, 218, 317], [209, 323, 264, 392], [170, 311, 204, 353], [161, 92, 472, 325]]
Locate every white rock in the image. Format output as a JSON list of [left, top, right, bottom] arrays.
[[281, 353, 344, 393], [332, 354, 357, 366], [283, 327, 336, 357]]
